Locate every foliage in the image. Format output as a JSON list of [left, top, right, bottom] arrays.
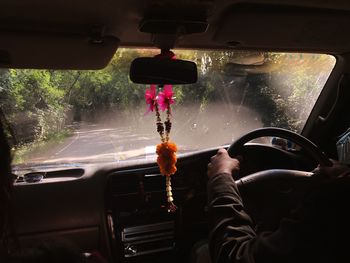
[[13, 128, 72, 164]]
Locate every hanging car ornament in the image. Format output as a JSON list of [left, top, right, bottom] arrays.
[[145, 50, 178, 213]]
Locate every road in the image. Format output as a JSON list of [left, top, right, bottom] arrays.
[[26, 123, 160, 164]]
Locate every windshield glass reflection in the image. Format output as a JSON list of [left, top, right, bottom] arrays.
[[0, 49, 336, 165]]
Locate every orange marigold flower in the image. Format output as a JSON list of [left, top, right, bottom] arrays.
[[156, 142, 177, 176]]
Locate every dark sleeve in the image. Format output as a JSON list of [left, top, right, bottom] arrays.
[[207, 173, 308, 263]]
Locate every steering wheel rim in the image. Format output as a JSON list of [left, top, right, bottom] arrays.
[[226, 127, 331, 229], [228, 127, 332, 167]]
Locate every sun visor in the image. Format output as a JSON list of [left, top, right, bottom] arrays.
[[214, 4, 350, 52], [0, 29, 119, 69]]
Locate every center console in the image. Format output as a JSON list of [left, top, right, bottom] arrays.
[[106, 169, 188, 262]]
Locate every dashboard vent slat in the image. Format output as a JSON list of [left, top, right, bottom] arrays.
[[143, 174, 164, 192], [111, 175, 139, 195]]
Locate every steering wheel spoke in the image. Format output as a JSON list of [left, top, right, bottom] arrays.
[[236, 169, 314, 188]]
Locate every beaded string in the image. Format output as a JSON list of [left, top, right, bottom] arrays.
[[147, 84, 177, 213]]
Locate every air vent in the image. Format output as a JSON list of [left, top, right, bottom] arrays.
[[143, 173, 186, 191], [143, 174, 164, 192], [122, 221, 175, 258], [14, 169, 84, 184], [110, 172, 186, 196], [122, 221, 174, 242], [110, 174, 139, 195], [44, 169, 84, 178]]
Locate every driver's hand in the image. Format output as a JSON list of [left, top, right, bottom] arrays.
[[313, 160, 350, 179], [207, 149, 240, 178]]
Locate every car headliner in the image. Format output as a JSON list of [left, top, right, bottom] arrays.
[[1, 0, 350, 69]]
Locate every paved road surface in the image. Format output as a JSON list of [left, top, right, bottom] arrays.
[[25, 123, 160, 164]]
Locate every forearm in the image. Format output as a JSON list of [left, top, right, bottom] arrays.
[[207, 173, 313, 263], [208, 173, 257, 263], [206, 149, 304, 263]]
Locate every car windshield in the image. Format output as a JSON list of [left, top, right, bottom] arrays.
[[0, 49, 335, 166]]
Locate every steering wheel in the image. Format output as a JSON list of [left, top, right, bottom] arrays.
[[226, 127, 332, 230], [227, 127, 332, 188]]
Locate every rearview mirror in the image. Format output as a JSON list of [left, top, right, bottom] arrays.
[[130, 57, 198, 84]]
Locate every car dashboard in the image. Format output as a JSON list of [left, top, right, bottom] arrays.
[[12, 144, 315, 262]]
